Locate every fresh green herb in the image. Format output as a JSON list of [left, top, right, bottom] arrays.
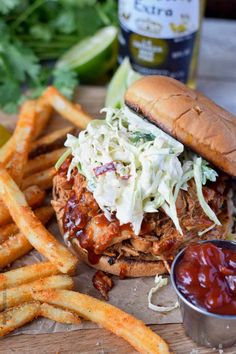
[[52, 67, 78, 99], [0, 0, 118, 113], [0, 0, 21, 15], [130, 131, 156, 144]]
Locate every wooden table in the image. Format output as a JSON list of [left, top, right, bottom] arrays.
[[1, 18, 236, 354]]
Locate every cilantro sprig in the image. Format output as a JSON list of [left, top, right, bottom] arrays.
[[0, 0, 118, 113]]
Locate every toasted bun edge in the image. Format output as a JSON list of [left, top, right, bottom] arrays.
[[125, 76, 236, 177]]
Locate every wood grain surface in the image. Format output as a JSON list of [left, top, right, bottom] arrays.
[[1, 323, 236, 354], [0, 18, 236, 354]]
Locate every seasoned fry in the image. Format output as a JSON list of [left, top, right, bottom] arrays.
[[0, 206, 54, 243], [25, 148, 66, 176], [0, 232, 33, 269], [33, 205, 55, 224], [0, 99, 52, 161], [22, 167, 56, 190], [0, 223, 18, 243], [30, 126, 74, 158], [40, 303, 81, 325], [43, 86, 92, 129], [0, 275, 73, 311], [5, 100, 36, 185], [0, 185, 45, 227], [0, 262, 59, 290], [0, 138, 14, 164], [32, 96, 52, 140], [33, 289, 170, 354], [0, 302, 40, 337], [23, 185, 46, 208], [0, 98, 51, 166], [0, 206, 54, 268], [0, 167, 78, 273]]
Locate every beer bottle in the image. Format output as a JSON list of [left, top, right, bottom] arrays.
[[118, 0, 205, 88]]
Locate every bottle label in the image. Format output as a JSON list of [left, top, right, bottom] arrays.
[[118, 0, 200, 83]]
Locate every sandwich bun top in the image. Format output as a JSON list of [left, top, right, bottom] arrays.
[[125, 76, 236, 177]]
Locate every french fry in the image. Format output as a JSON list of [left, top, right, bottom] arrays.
[[40, 303, 81, 325], [0, 206, 54, 268], [22, 167, 57, 190], [43, 86, 92, 129], [0, 185, 45, 227], [25, 148, 66, 176], [32, 96, 52, 140], [0, 98, 51, 166], [0, 167, 78, 273], [0, 302, 40, 337], [33, 290, 170, 354], [0, 233, 33, 269], [30, 126, 74, 158], [23, 185, 46, 208], [5, 100, 36, 185], [0, 262, 59, 290], [0, 139, 14, 164], [0, 206, 54, 243], [0, 223, 18, 244], [0, 275, 73, 311], [0, 99, 52, 161]]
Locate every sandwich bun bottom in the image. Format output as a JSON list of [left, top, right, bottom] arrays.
[[71, 238, 167, 277]]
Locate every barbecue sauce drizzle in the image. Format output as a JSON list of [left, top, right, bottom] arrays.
[[63, 191, 102, 265], [59, 160, 101, 265]]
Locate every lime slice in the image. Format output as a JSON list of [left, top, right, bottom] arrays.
[[57, 26, 118, 81], [0, 124, 11, 148], [105, 57, 142, 108]]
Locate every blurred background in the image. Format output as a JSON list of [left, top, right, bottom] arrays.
[[206, 0, 236, 19]]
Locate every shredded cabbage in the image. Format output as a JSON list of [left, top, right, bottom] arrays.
[[193, 157, 220, 226], [198, 224, 216, 236], [148, 275, 179, 312], [55, 148, 71, 170], [65, 106, 220, 235]]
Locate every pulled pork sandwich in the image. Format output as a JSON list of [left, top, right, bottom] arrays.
[[52, 76, 235, 277]]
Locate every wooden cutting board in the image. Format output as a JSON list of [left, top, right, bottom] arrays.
[[0, 86, 235, 354]]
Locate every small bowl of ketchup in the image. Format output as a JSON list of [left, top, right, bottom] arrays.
[[170, 240, 236, 348]]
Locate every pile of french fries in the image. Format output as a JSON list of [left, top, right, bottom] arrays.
[[0, 88, 169, 353]]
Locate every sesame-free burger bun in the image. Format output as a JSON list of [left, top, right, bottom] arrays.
[[125, 76, 236, 177]]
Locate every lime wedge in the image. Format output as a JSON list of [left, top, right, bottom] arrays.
[[0, 124, 11, 148], [105, 57, 142, 108], [57, 26, 118, 81]]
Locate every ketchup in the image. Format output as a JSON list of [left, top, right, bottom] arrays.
[[175, 243, 236, 315]]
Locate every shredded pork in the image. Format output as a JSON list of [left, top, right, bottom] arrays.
[[53, 161, 229, 265], [92, 270, 113, 300]]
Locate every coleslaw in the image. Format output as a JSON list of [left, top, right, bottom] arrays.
[[60, 106, 220, 235], [148, 275, 179, 312]]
